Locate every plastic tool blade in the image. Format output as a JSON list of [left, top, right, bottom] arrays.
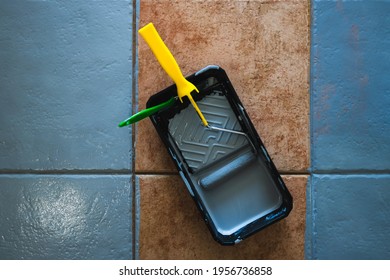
[[138, 23, 208, 127]]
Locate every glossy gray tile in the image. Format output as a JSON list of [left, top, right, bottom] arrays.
[[0, 175, 132, 259]]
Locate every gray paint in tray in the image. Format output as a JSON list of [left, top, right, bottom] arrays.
[[148, 66, 292, 244], [168, 90, 282, 236]]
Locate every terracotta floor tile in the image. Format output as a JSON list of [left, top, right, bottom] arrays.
[[136, 0, 310, 173], [139, 174, 307, 259]]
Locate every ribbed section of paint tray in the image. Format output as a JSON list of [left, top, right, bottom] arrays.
[[168, 91, 248, 172]]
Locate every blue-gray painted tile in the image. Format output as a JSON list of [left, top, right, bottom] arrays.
[[311, 1, 390, 171], [310, 174, 390, 260], [0, 175, 132, 259], [0, 1, 133, 170]]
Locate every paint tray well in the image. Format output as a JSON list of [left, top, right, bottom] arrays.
[[147, 65, 293, 245]]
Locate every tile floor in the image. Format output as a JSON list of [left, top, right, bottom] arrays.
[[136, 0, 310, 259], [308, 0, 390, 259], [1, 0, 389, 260], [0, 1, 134, 259], [139, 175, 306, 259], [136, 0, 310, 174]]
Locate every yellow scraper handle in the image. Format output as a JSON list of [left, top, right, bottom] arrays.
[[138, 22, 208, 127]]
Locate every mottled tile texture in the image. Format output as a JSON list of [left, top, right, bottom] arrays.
[[136, 0, 310, 173], [0, 1, 133, 171], [310, 175, 390, 259], [139, 175, 306, 259], [0, 175, 132, 260], [311, 0, 390, 171], [0, 1, 134, 260], [308, 1, 390, 259], [136, 0, 309, 259]]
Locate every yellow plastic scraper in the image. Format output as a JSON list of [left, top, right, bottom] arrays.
[[139, 23, 208, 127]]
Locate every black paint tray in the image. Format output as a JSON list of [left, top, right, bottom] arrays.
[[147, 65, 293, 245]]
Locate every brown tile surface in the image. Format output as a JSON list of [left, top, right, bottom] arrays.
[[136, 0, 310, 173], [139, 174, 307, 259]]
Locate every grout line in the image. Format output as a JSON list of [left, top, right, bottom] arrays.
[[134, 176, 140, 260], [134, 171, 311, 176], [130, 0, 139, 261], [312, 170, 390, 175], [0, 174, 132, 179], [307, 0, 314, 260], [306, 173, 316, 259], [0, 170, 131, 175], [134, 170, 390, 176], [279, 171, 310, 175], [135, 171, 178, 176]]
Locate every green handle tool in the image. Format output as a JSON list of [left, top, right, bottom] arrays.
[[118, 97, 176, 127]]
